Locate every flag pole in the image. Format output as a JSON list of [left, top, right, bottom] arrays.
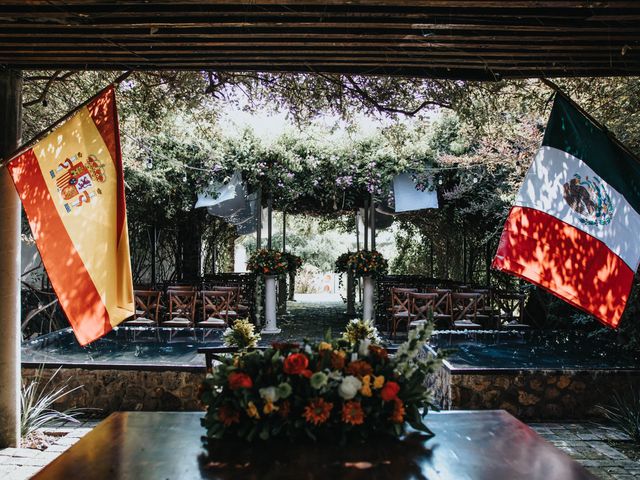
[[0, 70, 133, 168], [540, 77, 640, 166]]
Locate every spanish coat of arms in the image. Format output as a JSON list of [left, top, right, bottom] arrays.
[[49, 152, 106, 213]]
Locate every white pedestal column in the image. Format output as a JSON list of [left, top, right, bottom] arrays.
[[346, 271, 356, 316], [261, 275, 281, 334], [362, 276, 375, 321]]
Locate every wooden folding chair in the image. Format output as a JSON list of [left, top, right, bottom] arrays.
[[207, 286, 244, 319], [162, 290, 196, 328], [124, 290, 161, 327], [468, 288, 493, 328], [430, 289, 453, 329], [388, 287, 416, 335], [198, 290, 233, 338], [493, 292, 528, 329], [407, 292, 438, 331], [450, 292, 483, 330]]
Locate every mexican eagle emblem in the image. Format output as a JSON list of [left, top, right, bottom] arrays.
[[49, 152, 106, 213], [562, 173, 614, 226]]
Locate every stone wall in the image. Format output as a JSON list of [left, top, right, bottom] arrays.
[[22, 367, 206, 414], [430, 365, 640, 420]]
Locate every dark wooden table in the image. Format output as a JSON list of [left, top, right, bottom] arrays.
[[33, 410, 595, 480]]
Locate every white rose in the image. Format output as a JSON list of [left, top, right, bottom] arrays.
[[338, 375, 362, 400], [259, 386, 279, 403], [328, 370, 343, 381]]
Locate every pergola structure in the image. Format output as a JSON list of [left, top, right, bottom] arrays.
[[0, 1, 639, 78], [1, 0, 640, 448]]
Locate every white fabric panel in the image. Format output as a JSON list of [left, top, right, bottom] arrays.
[[515, 146, 640, 270], [393, 172, 438, 212]]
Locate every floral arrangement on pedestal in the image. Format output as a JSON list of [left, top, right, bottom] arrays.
[[342, 319, 382, 345], [222, 319, 261, 350], [334, 252, 352, 273], [247, 249, 289, 276], [200, 323, 440, 443], [282, 252, 303, 273], [346, 250, 388, 278]]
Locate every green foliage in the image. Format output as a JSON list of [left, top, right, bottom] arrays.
[[334, 252, 353, 273], [342, 319, 382, 345], [223, 319, 261, 350], [21, 367, 86, 437], [281, 252, 302, 273], [347, 250, 388, 278], [598, 385, 640, 444], [247, 249, 289, 276]]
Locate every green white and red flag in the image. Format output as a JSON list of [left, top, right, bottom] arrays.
[[493, 94, 640, 328]]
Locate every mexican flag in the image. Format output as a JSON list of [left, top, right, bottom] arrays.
[[493, 94, 640, 328], [7, 86, 134, 345]]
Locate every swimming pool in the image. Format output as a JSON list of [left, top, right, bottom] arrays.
[[22, 326, 225, 369], [430, 330, 640, 371], [427, 330, 640, 420]]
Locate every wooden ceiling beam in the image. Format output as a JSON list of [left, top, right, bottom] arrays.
[[6, 48, 637, 60], [3, 1, 640, 8]]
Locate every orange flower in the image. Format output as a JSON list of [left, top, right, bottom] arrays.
[[345, 360, 373, 378], [369, 345, 388, 361], [330, 350, 346, 370], [342, 400, 365, 425], [391, 398, 405, 424], [218, 404, 240, 427], [303, 398, 333, 425]]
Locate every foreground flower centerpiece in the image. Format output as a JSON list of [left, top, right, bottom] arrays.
[[200, 323, 440, 442]]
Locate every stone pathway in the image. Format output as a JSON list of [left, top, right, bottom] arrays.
[[2, 418, 638, 479], [529, 422, 640, 479], [0, 418, 99, 480]]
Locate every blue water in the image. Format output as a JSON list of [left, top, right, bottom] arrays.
[[24, 327, 640, 371], [430, 331, 640, 370], [22, 327, 225, 367]]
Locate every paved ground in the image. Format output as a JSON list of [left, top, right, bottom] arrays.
[[0, 418, 99, 480], [529, 422, 640, 479]]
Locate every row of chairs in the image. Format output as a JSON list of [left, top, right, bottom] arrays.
[[388, 287, 526, 336], [124, 285, 248, 330]]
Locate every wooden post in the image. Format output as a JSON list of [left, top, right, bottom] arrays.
[[150, 225, 157, 287], [256, 187, 262, 250], [370, 193, 376, 251], [430, 239, 434, 278], [355, 211, 360, 252], [363, 198, 369, 251], [0, 69, 22, 448], [267, 194, 273, 250], [282, 211, 286, 253], [278, 211, 287, 314], [462, 232, 467, 284], [486, 241, 492, 287]]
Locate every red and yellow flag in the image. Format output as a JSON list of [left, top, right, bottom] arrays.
[[7, 86, 134, 345]]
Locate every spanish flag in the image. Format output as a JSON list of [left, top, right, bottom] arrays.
[[7, 86, 134, 345], [493, 94, 640, 328]]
